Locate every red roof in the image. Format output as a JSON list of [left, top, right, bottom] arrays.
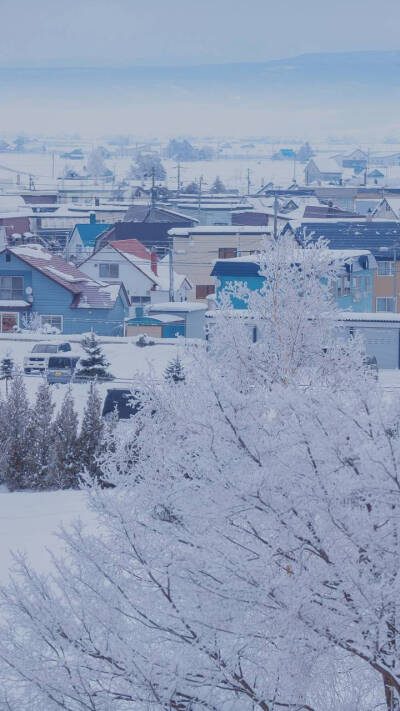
[[109, 239, 156, 262]]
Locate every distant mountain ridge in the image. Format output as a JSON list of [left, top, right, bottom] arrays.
[[1, 50, 399, 85], [1, 50, 399, 136]]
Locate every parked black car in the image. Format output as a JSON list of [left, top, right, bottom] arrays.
[[102, 389, 141, 420]]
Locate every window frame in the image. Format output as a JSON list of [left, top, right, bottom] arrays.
[[40, 314, 63, 332], [99, 263, 119, 279], [376, 297, 396, 312], [196, 284, 215, 300], [0, 312, 18, 332], [377, 261, 394, 276], [218, 247, 238, 259], [0, 275, 24, 300]]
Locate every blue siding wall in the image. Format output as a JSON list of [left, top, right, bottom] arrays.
[[0, 251, 127, 335], [215, 268, 375, 312]]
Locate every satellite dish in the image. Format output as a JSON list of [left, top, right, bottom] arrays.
[[25, 286, 33, 295]]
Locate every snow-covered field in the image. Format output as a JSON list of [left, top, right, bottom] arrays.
[[1, 140, 400, 193]]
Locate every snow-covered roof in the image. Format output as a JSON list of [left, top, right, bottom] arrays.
[[148, 302, 207, 313], [156, 256, 192, 291], [216, 249, 372, 265], [169, 226, 273, 237], [337, 312, 400, 323], [0, 300, 30, 307], [310, 157, 343, 174]]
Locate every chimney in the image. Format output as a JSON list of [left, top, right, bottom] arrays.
[[90, 212, 96, 224], [150, 250, 158, 276]]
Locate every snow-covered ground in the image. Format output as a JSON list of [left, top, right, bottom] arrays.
[[0, 489, 92, 582], [0, 334, 183, 583], [0, 334, 180, 419]]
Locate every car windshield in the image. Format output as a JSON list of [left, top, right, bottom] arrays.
[[48, 357, 74, 369], [32, 344, 58, 353]]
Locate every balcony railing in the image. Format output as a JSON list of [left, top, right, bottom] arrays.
[[0, 290, 25, 301]]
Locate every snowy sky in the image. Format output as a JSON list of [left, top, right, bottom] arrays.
[[1, 0, 399, 67]]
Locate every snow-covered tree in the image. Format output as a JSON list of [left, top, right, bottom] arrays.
[[2, 371, 31, 490], [51, 387, 80, 489], [164, 354, 185, 383], [78, 382, 104, 482], [0, 236, 395, 710], [0, 352, 14, 394], [210, 175, 226, 193], [75, 332, 113, 380], [26, 380, 55, 489], [86, 147, 107, 177], [129, 153, 166, 181]]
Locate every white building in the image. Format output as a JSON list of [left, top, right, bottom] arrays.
[[80, 239, 191, 306]]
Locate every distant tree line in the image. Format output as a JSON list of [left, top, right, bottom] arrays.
[[165, 139, 215, 162]]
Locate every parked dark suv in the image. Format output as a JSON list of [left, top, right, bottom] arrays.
[[24, 342, 72, 373]]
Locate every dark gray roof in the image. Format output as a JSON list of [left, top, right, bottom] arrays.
[[124, 205, 195, 224], [299, 221, 400, 258]]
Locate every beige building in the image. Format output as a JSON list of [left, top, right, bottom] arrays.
[[374, 259, 400, 313], [169, 226, 274, 300]]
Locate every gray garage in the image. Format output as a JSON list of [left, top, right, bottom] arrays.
[[339, 313, 400, 369]]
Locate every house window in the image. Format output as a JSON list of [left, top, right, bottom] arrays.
[[377, 261, 394, 276], [365, 276, 371, 292], [353, 276, 362, 290], [0, 312, 18, 332], [336, 278, 343, 298], [41, 315, 63, 332], [0, 276, 23, 300], [196, 285, 215, 299], [218, 247, 237, 259], [99, 263, 119, 279], [376, 297, 395, 312], [131, 296, 150, 304], [343, 274, 351, 296]]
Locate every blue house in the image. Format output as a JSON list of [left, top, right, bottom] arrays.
[[125, 303, 207, 339], [211, 250, 376, 313], [0, 243, 129, 335], [125, 307, 185, 339], [66, 217, 111, 262]]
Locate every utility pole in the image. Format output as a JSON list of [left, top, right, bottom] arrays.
[[150, 166, 156, 210], [273, 194, 278, 241], [198, 176, 203, 223], [51, 151, 55, 180], [169, 242, 175, 302], [247, 168, 251, 196], [394, 245, 397, 313], [177, 162, 181, 196]]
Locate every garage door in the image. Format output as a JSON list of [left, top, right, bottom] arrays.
[[357, 328, 399, 369]]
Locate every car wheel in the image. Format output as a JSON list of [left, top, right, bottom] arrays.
[[24, 368, 31, 374]]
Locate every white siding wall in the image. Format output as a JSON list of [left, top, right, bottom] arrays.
[[81, 246, 155, 302]]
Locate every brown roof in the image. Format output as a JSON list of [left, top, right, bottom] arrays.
[[5, 244, 124, 309]]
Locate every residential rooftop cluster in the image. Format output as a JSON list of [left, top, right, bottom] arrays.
[[1, 137, 400, 365]]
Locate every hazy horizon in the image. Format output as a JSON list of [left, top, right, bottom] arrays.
[[1, 0, 400, 138]]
